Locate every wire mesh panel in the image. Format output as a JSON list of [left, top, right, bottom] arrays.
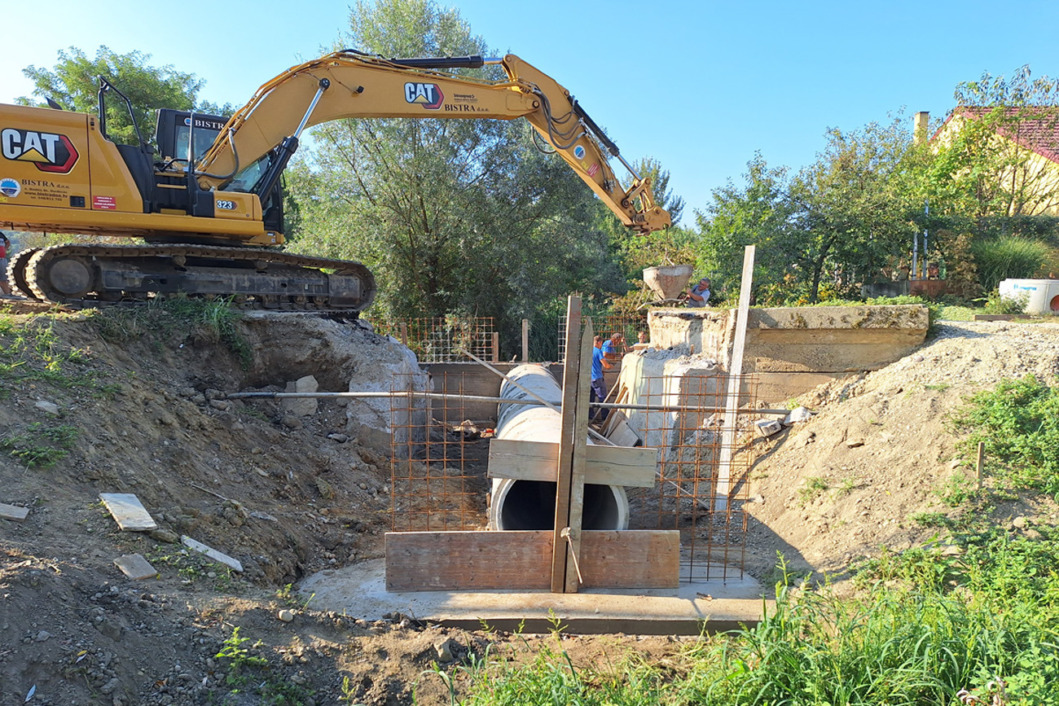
[[623, 372, 757, 583], [557, 314, 647, 362], [388, 372, 489, 532], [371, 317, 497, 363]]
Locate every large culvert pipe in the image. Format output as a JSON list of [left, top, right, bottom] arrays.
[[489, 364, 629, 531]]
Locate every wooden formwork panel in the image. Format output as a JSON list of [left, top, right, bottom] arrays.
[[385, 530, 679, 592]]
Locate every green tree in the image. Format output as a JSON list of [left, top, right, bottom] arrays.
[[929, 66, 1059, 228], [696, 153, 799, 302], [288, 0, 622, 334], [793, 117, 920, 301], [19, 45, 226, 146]]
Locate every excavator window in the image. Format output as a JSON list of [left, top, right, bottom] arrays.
[[155, 109, 229, 165]]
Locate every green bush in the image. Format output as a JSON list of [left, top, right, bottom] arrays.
[[971, 236, 1052, 292]]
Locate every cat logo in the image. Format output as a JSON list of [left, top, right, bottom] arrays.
[[404, 82, 444, 110], [1, 128, 79, 174]]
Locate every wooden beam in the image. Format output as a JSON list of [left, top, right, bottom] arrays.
[[579, 530, 680, 589], [386, 531, 552, 591], [522, 318, 530, 363], [385, 530, 680, 591], [564, 319, 594, 593], [716, 245, 755, 512], [551, 295, 581, 592], [487, 439, 657, 487]]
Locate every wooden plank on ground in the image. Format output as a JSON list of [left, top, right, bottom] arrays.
[[99, 493, 158, 531], [564, 320, 594, 593], [113, 553, 158, 580], [551, 295, 582, 592], [181, 535, 244, 573], [384, 530, 680, 591], [0, 503, 30, 522], [385, 531, 553, 591], [579, 530, 681, 589], [488, 440, 657, 487]]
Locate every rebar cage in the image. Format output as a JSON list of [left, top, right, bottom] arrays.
[[387, 370, 757, 583]]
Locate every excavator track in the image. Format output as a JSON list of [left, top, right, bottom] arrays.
[[7, 248, 40, 300], [12, 244, 376, 312]]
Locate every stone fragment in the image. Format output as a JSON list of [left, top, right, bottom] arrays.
[[113, 554, 158, 580], [278, 609, 296, 623], [434, 638, 456, 662], [281, 376, 319, 417], [755, 419, 782, 437], [784, 407, 813, 425], [845, 439, 865, 448], [148, 528, 179, 544], [34, 400, 60, 416]]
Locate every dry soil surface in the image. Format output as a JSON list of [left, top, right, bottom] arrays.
[[1, 306, 1057, 705]]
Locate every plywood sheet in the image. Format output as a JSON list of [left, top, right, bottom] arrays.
[[488, 440, 656, 487], [385, 530, 680, 591], [99, 493, 157, 531], [0, 503, 29, 522]]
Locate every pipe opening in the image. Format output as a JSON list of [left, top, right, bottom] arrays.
[[497, 480, 624, 530]]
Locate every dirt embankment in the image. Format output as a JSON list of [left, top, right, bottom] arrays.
[[1, 307, 1058, 704]]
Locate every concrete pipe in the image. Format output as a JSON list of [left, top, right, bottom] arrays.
[[489, 364, 629, 531]]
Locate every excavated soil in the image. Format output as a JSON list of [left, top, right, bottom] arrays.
[[1, 303, 1057, 705]]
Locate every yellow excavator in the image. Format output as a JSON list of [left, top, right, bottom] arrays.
[[0, 50, 670, 311]]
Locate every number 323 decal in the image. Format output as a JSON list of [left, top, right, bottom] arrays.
[[216, 200, 236, 210]]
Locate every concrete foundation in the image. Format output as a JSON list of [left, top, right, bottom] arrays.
[[647, 305, 928, 402], [299, 559, 767, 635]]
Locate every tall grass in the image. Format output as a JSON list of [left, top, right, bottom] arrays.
[[972, 236, 1053, 292]]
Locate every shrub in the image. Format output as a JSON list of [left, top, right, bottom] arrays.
[[971, 236, 1052, 292]]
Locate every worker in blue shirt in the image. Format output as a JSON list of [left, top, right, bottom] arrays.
[[590, 335, 611, 421]]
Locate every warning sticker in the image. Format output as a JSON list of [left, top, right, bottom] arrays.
[[92, 195, 117, 210]]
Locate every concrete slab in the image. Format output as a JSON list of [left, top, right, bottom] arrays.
[[299, 559, 768, 635]]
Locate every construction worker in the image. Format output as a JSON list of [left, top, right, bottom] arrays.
[[590, 335, 611, 421]]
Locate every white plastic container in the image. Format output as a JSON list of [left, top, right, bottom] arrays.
[[998, 279, 1059, 315]]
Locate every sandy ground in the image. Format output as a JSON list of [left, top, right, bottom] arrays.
[[1, 303, 1057, 704]]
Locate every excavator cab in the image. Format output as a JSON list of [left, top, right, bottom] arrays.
[[154, 109, 228, 166]]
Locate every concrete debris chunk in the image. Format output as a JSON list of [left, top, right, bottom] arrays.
[[113, 553, 158, 580], [784, 406, 813, 425], [0, 502, 30, 522], [281, 375, 319, 417], [755, 419, 782, 438], [278, 609, 296, 622], [846, 438, 865, 448], [34, 400, 60, 416], [99, 493, 158, 531], [181, 535, 244, 573], [434, 638, 457, 662]]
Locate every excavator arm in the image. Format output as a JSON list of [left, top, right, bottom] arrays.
[[193, 51, 670, 233]]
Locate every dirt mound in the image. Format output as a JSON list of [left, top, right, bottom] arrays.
[[2, 308, 1058, 704], [744, 320, 1059, 580]]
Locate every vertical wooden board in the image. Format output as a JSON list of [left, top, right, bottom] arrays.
[[385, 531, 553, 591], [551, 296, 582, 591], [716, 245, 755, 511], [99, 493, 158, 531], [579, 531, 681, 589], [564, 319, 594, 592], [522, 319, 530, 363]]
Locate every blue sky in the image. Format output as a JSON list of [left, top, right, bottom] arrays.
[[3, 0, 1058, 225]]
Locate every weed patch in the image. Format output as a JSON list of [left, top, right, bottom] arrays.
[[950, 375, 1059, 496], [1, 423, 78, 468]]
